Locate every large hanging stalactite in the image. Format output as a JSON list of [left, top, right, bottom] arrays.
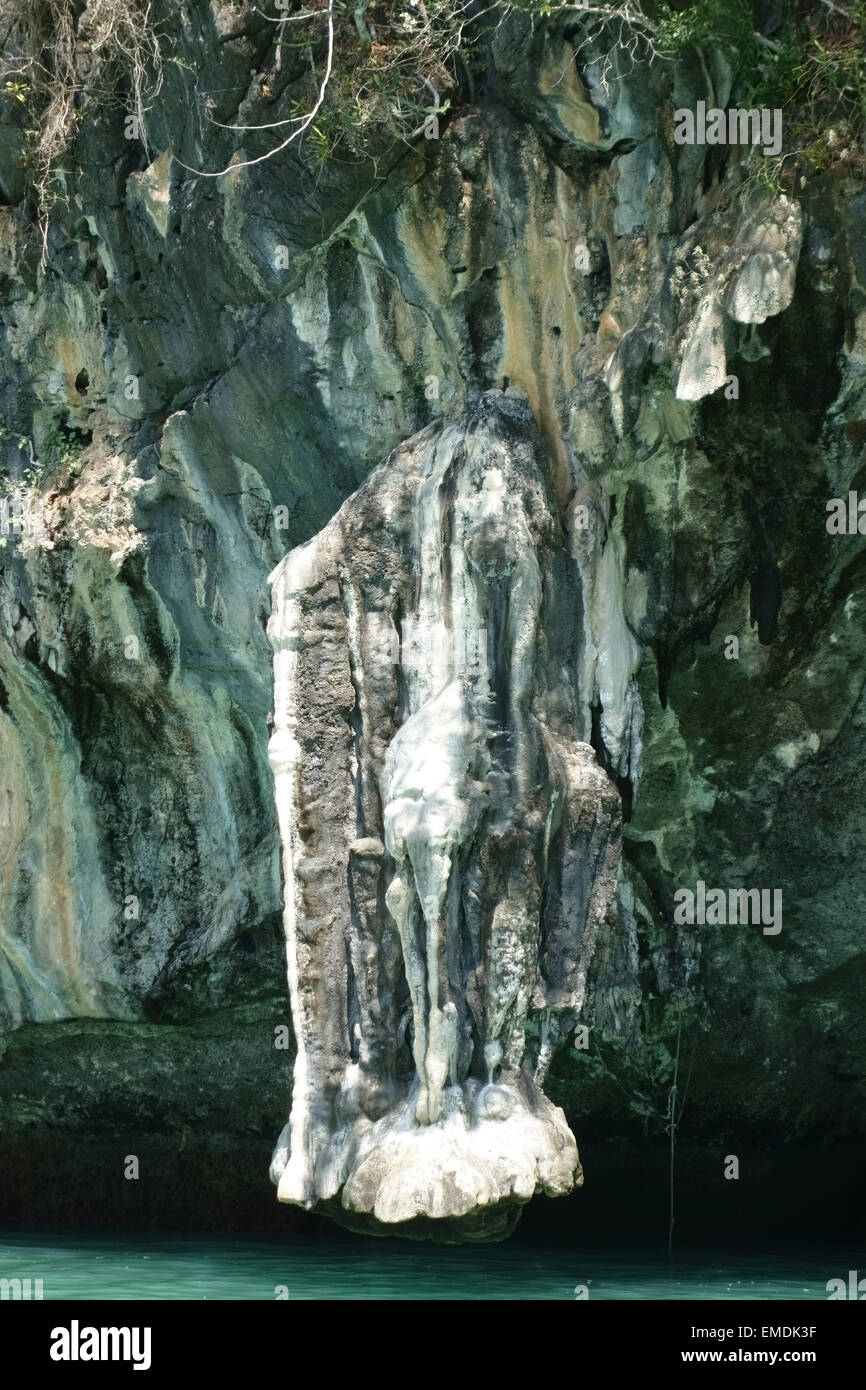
[[267, 391, 624, 1238]]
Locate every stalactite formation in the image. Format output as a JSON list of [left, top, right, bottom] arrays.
[[267, 392, 625, 1235]]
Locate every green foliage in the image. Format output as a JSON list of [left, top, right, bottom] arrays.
[[3, 0, 863, 212], [0, 417, 88, 489], [259, 0, 866, 179], [266, 0, 469, 167], [36, 421, 89, 481], [655, 0, 866, 179], [3, 78, 29, 104], [786, 2, 866, 175], [655, 0, 798, 105]]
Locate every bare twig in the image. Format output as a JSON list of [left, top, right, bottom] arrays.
[[816, 0, 851, 17], [175, 0, 335, 178]]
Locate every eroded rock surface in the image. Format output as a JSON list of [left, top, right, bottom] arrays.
[[267, 394, 621, 1233], [0, 3, 864, 1236]]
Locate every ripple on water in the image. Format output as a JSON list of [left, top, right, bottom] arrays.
[[0, 1231, 854, 1300]]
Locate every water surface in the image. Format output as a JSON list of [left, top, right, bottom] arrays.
[[1, 1229, 858, 1299]]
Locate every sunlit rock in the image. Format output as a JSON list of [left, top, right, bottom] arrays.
[[267, 392, 622, 1236], [726, 198, 802, 324], [676, 294, 727, 402]]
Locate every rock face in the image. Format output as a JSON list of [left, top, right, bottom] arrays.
[[266, 394, 621, 1233], [0, 4, 864, 1238]]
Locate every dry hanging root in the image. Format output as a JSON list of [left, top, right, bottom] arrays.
[[0, 0, 163, 257]]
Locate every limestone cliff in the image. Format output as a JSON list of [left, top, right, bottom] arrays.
[[0, 1, 864, 1238]]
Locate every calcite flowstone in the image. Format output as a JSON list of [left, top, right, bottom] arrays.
[[676, 195, 803, 401], [267, 392, 622, 1235]]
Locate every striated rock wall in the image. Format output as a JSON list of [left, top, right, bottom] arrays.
[[0, 2, 864, 1233]]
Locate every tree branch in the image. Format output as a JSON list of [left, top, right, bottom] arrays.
[[176, 0, 335, 178]]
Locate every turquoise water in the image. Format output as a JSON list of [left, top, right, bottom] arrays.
[[0, 1230, 857, 1299]]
